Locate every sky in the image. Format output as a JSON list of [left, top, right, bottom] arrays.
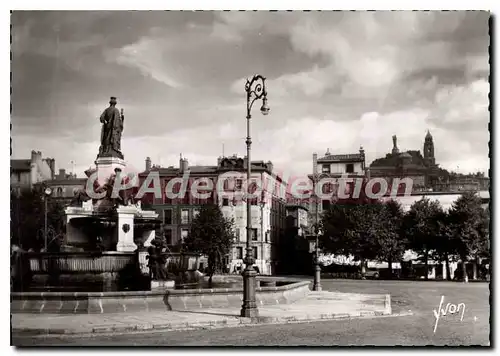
[[11, 11, 490, 178]]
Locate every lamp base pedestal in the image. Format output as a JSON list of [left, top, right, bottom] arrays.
[[313, 264, 322, 291], [240, 267, 259, 318]]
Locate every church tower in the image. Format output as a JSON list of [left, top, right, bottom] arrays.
[[423, 130, 435, 166]]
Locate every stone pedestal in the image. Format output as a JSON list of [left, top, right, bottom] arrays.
[[65, 207, 95, 249], [116, 206, 137, 252], [95, 156, 126, 186]]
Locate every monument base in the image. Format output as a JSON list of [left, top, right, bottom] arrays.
[[116, 206, 137, 252], [95, 156, 126, 186]]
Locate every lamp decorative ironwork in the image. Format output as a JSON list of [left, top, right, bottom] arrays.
[[241, 74, 269, 318]]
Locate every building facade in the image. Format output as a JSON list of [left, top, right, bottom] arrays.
[[308, 147, 367, 227], [11, 150, 56, 195], [41, 169, 87, 205], [137, 155, 288, 275], [277, 204, 312, 275]]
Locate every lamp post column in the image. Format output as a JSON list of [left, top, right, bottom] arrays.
[[240, 75, 269, 318], [312, 174, 322, 291], [43, 187, 52, 251], [44, 196, 48, 251]]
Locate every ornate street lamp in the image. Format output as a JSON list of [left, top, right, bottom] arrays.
[[312, 174, 322, 291], [313, 222, 323, 291], [43, 187, 53, 251], [241, 74, 269, 318]]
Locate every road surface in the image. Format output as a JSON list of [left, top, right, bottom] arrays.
[[12, 279, 490, 346]]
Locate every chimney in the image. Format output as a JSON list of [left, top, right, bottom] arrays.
[[49, 159, 55, 179], [243, 156, 248, 169], [31, 150, 38, 163], [313, 153, 318, 175], [217, 157, 222, 166], [180, 158, 189, 173], [59, 168, 66, 178], [145, 157, 152, 171], [359, 146, 365, 170]]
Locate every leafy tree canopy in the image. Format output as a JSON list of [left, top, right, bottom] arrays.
[[183, 204, 235, 279], [448, 192, 489, 260], [11, 189, 66, 251]]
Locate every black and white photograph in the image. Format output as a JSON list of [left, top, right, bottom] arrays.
[[9, 8, 492, 347]]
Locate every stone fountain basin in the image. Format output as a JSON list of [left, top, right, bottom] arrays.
[[18, 251, 202, 293], [11, 279, 311, 314]]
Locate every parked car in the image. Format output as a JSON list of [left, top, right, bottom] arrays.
[[364, 268, 380, 279]]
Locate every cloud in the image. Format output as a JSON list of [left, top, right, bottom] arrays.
[[109, 38, 182, 88], [271, 65, 332, 98]]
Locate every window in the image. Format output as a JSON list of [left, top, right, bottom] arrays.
[[181, 228, 189, 241], [164, 209, 173, 225], [222, 198, 229, 206], [181, 209, 189, 224], [193, 209, 200, 219], [252, 246, 258, 260], [265, 231, 269, 243], [251, 228, 258, 241], [57, 187, 63, 197], [346, 163, 354, 173], [236, 247, 243, 259], [322, 164, 331, 173], [235, 229, 240, 241], [322, 200, 331, 211], [164, 229, 173, 245], [235, 179, 243, 190]]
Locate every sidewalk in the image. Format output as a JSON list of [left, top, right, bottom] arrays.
[[12, 291, 393, 336]]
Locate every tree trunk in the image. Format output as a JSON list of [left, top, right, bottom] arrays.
[[445, 254, 451, 281], [424, 250, 429, 281], [462, 260, 469, 283], [360, 259, 366, 280], [388, 257, 393, 280], [208, 254, 215, 288], [472, 256, 478, 280]]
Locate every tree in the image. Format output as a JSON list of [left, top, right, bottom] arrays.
[[375, 200, 408, 278], [403, 197, 443, 280], [182, 204, 235, 286], [447, 192, 488, 282], [431, 210, 455, 281], [11, 189, 66, 251], [321, 183, 383, 279], [478, 205, 491, 259]]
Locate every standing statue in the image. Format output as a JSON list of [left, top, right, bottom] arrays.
[[391, 135, 400, 155], [98, 96, 125, 159]]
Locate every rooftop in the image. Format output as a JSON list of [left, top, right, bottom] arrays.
[[44, 178, 87, 186], [11, 159, 31, 171], [317, 153, 364, 163]]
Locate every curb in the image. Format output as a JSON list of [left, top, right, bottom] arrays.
[[12, 310, 407, 337]]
